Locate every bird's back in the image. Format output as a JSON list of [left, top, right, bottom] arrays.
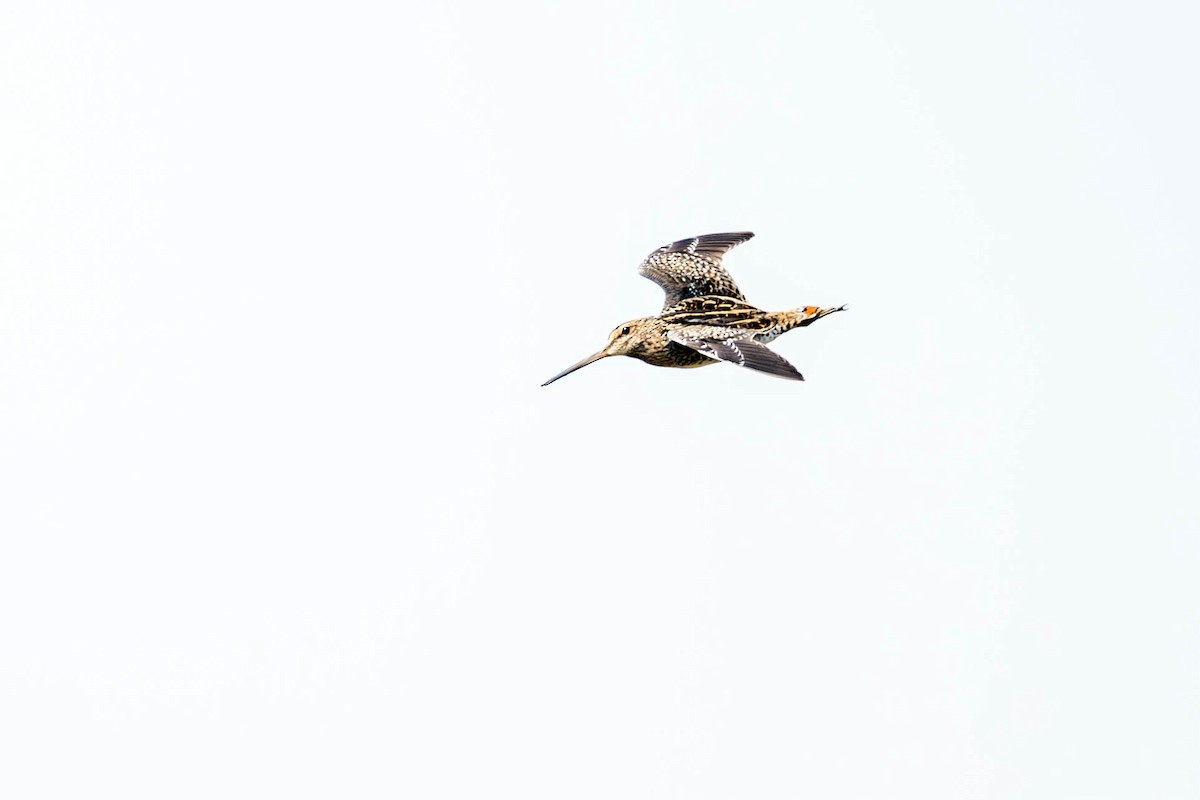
[[660, 296, 775, 331]]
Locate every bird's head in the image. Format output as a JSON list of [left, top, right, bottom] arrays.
[[541, 318, 656, 386]]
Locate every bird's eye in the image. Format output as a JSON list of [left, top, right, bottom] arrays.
[[621, 326, 630, 335]]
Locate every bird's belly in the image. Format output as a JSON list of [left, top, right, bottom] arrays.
[[637, 340, 717, 369], [754, 326, 785, 344]]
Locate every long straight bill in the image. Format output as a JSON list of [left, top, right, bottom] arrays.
[[541, 351, 609, 386]]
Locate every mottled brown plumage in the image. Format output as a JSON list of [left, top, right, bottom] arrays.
[[542, 232, 845, 385]]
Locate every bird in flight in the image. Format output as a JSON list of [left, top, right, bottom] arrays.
[[542, 232, 846, 386]]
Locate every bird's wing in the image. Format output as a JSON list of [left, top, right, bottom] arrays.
[[638, 232, 754, 310], [667, 326, 804, 381]]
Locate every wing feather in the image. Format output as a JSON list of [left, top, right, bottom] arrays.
[[638, 232, 754, 310], [667, 326, 805, 381]]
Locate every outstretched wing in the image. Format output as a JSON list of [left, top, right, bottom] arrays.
[[638, 232, 754, 310], [667, 326, 804, 381]]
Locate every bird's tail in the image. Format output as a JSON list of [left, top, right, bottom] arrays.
[[786, 304, 848, 329]]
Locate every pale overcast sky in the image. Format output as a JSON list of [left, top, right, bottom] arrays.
[[2, 2, 1198, 798]]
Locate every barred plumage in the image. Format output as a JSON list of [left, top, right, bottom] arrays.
[[542, 232, 846, 385]]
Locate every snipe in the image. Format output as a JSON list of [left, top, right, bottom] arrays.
[[542, 232, 845, 385]]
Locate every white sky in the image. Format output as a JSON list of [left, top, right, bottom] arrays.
[[2, 1, 1198, 797]]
